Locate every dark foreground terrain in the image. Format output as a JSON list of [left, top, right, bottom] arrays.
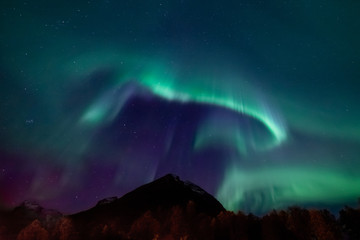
[[0, 174, 359, 240]]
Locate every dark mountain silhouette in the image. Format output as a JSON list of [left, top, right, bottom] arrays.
[[71, 174, 224, 223], [0, 201, 62, 239], [1, 174, 359, 240]]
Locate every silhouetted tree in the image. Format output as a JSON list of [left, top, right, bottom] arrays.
[[89, 223, 123, 240], [309, 209, 342, 240], [247, 213, 261, 240], [168, 205, 189, 240], [129, 210, 160, 240], [285, 206, 312, 240], [339, 206, 360, 240], [212, 211, 251, 240], [192, 213, 214, 240], [17, 219, 49, 240], [262, 210, 294, 240], [53, 217, 78, 240]]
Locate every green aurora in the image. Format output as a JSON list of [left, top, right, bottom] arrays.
[[0, 0, 360, 214]]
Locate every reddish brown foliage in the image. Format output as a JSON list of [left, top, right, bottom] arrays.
[[2, 203, 360, 240]]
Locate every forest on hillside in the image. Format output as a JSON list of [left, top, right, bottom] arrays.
[[1, 201, 359, 240]]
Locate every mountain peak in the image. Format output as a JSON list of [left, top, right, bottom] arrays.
[[18, 200, 43, 212], [162, 173, 181, 181], [72, 173, 225, 223]]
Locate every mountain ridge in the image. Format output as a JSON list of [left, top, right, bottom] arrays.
[[1, 174, 359, 239], [71, 173, 225, 223]]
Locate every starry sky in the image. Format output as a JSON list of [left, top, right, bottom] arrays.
[[0, 0, 360, 214]]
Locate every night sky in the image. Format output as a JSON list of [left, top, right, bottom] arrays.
[[1, 0, 360, 214]]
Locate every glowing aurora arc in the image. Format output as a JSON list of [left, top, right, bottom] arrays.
[[217, 165, 360, 213], [80, 60, 287, 148]]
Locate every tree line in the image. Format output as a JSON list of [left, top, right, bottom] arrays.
[[1, 201, 359, 240]]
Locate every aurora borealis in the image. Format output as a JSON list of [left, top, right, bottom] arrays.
[[1, 0, 360, 214]]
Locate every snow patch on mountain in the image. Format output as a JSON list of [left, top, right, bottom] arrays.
[[96, 197, 118, 206], [184, 181, 206, 195]]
